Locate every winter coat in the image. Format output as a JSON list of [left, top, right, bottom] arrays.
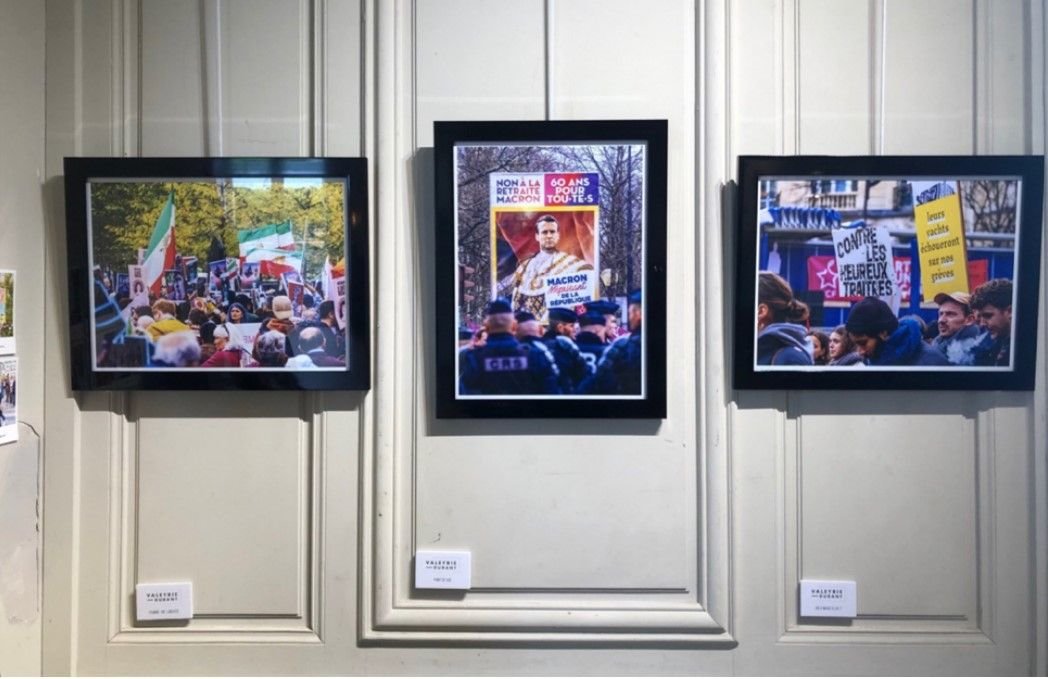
[[756, 323, 813, 365], [868, 318, 950, 366], [932, 323, 985, 365]]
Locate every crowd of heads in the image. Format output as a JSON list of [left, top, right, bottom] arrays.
[[458, 291, 644, 396], [757, 271, 1015, 368], [95, 268, 346, 370]]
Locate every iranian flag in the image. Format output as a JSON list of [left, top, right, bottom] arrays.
[[237, 221, 295, 257], [141, 193, 176, 294], [243, 247, 303, 277]]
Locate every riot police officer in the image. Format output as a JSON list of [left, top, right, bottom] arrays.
[[542, 307, 592, 394], [459, 299, 560, 395], [583, 299, 621, 343], [580, 290, 642, 394], [574, 310, 608, 370]]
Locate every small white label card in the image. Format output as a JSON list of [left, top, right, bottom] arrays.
[[415, 550, 471, 590], [800, 579, 857, 617], [135, 582, 193, 621]]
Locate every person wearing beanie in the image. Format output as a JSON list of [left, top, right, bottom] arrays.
[[845, 297, 949, 366], [755, 272, 813, 365]]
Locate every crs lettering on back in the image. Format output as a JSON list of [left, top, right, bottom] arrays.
[[483, 356, 528, 372]]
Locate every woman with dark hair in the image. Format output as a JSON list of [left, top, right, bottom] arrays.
[[756, 271, 813, 365], [807, 330, 830, 365], [197, 320, 218, 363], [828, 324, 863, 366]]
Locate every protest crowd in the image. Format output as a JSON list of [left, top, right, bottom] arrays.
[[458, 292, 643, 396], [756, 271, 1015, 368], [93, 253, 347, 370]]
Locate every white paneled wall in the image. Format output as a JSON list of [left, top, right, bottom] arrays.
[[26, 0, 1047, 675]]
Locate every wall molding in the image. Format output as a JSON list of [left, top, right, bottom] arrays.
[[359, 0, 734, 645]]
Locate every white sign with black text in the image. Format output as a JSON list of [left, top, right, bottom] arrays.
[[800, 579, 857, 618], [135, 582, 193, 621], [414, 550, 471, 590]]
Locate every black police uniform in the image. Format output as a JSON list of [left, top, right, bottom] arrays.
[[573, 331, 607, 370], [579, 330, 642, 394], [459, 332, 561, 395], [541, 332, 592, 394]]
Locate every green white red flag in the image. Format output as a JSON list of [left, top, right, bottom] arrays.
[[141, 193, 176, 294]]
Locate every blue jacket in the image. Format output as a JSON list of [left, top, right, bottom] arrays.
[[578, 331, 642, 395], [868, 319, 950, 366], [459, 333, 560, 395], [756, 323, 813, 365]]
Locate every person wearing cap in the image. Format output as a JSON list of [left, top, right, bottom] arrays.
[[509, 214, 594, 321], [574, 310, 608, 367], [261, 294, 297, 341], [459, 298, 560, 395], [931, 291, 983, 365], [845, 297, 949, 366], [969, 278, 1014, 366], [583, 299, 620, 343], [542, 306, 592, 393], [580, 290, 643, 394]]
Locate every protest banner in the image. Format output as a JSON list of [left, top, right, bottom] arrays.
[[0, 356, 17, 445], [807, 255, 988, 304], [489, 172, 600, 321], [911, 180, 969, 300], [829, 223, 898, 299]]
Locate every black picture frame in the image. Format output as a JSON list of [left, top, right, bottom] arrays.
[[64, 156, 370, 390], [434, 120, 668, 418], [734, 155, 1044, 390]]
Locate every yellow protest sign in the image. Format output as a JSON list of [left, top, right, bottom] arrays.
[[913, 192, 969, 300]]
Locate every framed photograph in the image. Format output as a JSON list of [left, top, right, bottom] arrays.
[[434, 120, 667, 418], [0, 270, 14, 355], [0, 356, 16, 446], [734, 155, 1044, 390], [64, 157, 370, 390]]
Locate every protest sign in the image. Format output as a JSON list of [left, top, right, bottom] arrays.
[[489, 172, 600, 321], [333, 277, 347, 329], [830, 224, 898, 299], [163, 270, 187, 300], [286, 279, 305, 308], [129, 265, 146, 298], [911, 181, 969, 300]]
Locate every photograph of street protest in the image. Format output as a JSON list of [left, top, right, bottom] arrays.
[[0, 357, 16, 445], [734, 155, 1044, 390], [434, 120, 668, 418], [0, 270, 14, 355], [65, 157, 370, 390]]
